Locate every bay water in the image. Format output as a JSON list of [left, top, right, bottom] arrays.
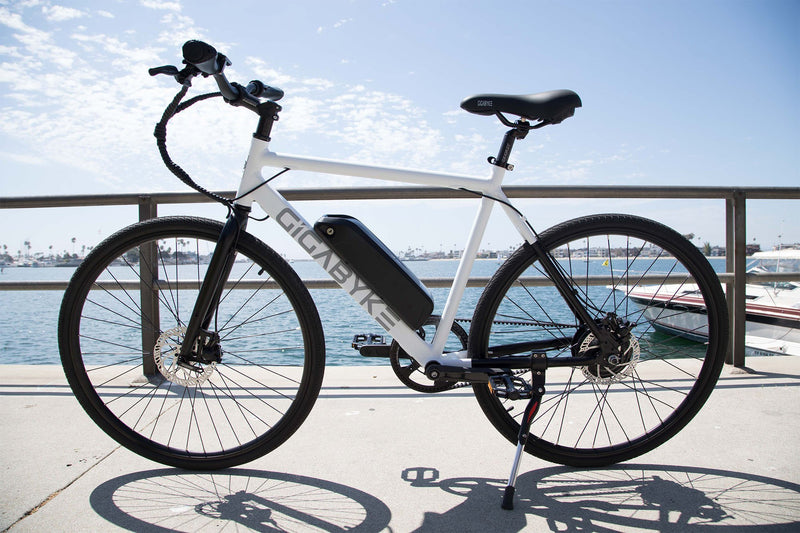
[[0, 257, 727, 366]]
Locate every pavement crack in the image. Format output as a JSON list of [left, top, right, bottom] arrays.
[[3, 445, 121, 532]]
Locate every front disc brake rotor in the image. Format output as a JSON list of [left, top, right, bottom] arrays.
[[153, 326, 216, 386]]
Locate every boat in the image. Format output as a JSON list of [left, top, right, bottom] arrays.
[[625, 249, 800, 356]]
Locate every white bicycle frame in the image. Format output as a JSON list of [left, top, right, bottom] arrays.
[[231, 136, 538, 369]]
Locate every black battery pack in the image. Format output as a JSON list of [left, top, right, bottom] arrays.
[[314, 214, 434, 330]]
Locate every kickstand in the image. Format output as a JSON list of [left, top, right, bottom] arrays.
[[501, 356, 546, 510]]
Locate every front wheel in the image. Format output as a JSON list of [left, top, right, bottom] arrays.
[[59, 216, 325, 469], [469, 214, 728, 467]]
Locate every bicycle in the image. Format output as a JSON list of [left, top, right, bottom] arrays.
[[58, 40, 728, 510]]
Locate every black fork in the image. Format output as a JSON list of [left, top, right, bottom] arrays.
[[177, 204, 250, 365]]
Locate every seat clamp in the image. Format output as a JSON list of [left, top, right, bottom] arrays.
[[487, 156, 514, 171]]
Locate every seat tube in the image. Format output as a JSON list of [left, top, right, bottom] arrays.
[[431, 166, 506, 356]]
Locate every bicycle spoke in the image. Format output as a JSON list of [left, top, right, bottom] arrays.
[[61, 218, 323, 466], [472, 215, 725, 466]]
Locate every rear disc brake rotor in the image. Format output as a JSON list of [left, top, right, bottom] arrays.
[[578, 332, 640, 385]]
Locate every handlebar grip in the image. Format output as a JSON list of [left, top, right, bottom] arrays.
[[246, 80, 284, 101], [182, 40, 228, 75], [149, 65, 180, 77]]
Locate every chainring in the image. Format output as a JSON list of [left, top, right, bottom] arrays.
[[389, 316, 469, 393]]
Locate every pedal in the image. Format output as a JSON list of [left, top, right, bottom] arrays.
[[351, 333, 391, 357], [489, 374, 534, 401]]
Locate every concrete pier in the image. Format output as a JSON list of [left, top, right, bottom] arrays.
[[1, 358, 799, 531]]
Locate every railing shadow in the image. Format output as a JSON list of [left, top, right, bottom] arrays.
[[89, 468, 391, 532], [402, 463, 800, 532]]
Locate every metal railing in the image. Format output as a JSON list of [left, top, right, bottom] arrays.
[[2, 185, 799, 367]]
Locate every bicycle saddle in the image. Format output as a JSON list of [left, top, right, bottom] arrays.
[[460, 90, 581, 124]]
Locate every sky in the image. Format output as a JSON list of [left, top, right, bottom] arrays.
[[0, 0, 798, 259]]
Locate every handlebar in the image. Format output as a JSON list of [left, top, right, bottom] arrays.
[[151, 39, 285, 201], [150, 39, 283, 109]]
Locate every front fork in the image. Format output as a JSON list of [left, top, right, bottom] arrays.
[[178, 204, 250, 363]]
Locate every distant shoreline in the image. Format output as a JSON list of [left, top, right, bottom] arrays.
[[0, 255, 732, 270]]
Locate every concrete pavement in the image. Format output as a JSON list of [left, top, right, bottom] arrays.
[[2, 357, 799, 532]]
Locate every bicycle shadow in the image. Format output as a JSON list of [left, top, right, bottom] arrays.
[[402, 463, 800, 532], [89, 468, 391, 532]]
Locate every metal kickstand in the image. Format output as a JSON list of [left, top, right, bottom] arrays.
[[501, 353, 547, 510]]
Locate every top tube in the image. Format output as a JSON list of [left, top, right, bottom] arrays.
[[256, 146, 506, 194]]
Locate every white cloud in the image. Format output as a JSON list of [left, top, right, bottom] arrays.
[[12, 0, 45, 7], [317, 17, 353, 34], [321, 89, 445, 169], [140, 0, 181, 12], [0, 8, 77, 69], [156, 12, 206, 46], [0, 149, 47, 166], [0, 7, 37, 32], [0, 45, 23, 58], [0, 2, 452, 193], [0, 7, 179, 185], [42, 5, 85, 22], [70, 32, 162, 65]]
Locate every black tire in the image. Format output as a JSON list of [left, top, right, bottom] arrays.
[[59, 216, 325, 469], [469, 214, 727, 467]]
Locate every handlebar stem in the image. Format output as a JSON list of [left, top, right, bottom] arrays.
[[254, 101, 282, 142]]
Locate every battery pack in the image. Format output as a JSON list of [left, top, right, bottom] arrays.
[[314, 215, 434, 330]]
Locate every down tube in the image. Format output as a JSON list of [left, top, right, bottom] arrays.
[[243, 185, 443, 365]]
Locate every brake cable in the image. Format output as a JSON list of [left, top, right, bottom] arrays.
[[153, 86, 233, 209]]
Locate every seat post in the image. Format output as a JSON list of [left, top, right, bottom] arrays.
[[490, 122, 529, 171]]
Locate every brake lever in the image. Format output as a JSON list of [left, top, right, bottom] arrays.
[[149, 65, 179, 77], [148, 64, 201, 86]]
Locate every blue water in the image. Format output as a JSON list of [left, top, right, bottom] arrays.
[[0, 257, 727, 366], [0, 259, 490, 365]]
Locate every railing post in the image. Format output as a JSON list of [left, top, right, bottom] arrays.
[[138, 196, 159, 376], [730, 190, 747, 367], [725, 197, 734, 365]]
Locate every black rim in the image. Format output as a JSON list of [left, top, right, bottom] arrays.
[[471, 216, 725, 463], [60, 218, 323, 466]]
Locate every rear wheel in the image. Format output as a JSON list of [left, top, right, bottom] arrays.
[[59, 216, 325, 469], [469, 214, 727, 466]]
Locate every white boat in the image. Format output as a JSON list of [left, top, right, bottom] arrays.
[[625, 249, 800, 356]]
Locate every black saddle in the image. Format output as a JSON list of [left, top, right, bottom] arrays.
[[460, 90, 581, 125]]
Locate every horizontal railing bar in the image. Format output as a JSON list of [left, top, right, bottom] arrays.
[[3, 272, 797, 292], [3, 186, 798, 372], [3, 186, 799, 209]]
